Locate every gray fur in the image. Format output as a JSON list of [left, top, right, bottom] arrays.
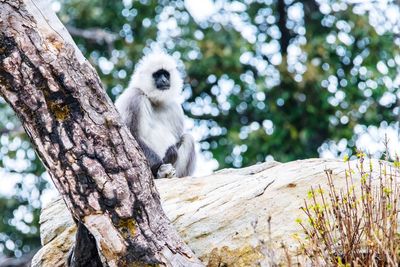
[[175, 134, 196, 177], [117, 90, 163, 175], [115, 51, 196, 178]]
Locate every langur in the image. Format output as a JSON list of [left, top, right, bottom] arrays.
[[115, 50, 196, 178]]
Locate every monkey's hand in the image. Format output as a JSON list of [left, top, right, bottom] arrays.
[[157, 163, 176, 178], [163, 145, 178, 165]]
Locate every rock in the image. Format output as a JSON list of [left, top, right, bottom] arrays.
[[38, 197, 76, 246], [31, 158, 385, 266]]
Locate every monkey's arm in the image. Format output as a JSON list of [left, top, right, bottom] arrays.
[[175, 134, 196, 177], [163, 145, 178, 165]]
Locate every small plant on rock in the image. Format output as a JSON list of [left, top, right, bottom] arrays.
[[297, 152, 400, 266]]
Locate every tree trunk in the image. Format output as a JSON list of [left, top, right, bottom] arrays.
[[0, 1, 202, 266]]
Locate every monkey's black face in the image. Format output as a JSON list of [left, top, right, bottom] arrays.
[[152, 69, 170, 90]]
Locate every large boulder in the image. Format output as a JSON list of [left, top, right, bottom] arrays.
[[31, 158, 381, 266]]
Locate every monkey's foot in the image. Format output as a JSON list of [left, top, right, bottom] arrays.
[[157, 163, 176, 178]]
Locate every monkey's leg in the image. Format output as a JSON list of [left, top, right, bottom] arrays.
[[175, 134, 196, 177]]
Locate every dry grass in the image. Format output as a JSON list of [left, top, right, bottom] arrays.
[[296, 152, 400, 266]]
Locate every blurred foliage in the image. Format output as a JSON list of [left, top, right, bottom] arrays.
[[0, 0, 399, 259]]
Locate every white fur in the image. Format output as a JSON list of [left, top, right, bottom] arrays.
[[128, 50, 183, 104], [115, 50, 196, 177], [138, 99, 182, 157]]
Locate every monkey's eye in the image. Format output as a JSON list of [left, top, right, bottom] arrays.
[[152, 69, 170, 80]]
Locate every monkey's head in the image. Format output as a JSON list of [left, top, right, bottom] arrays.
[[130, 50, 183, 103]]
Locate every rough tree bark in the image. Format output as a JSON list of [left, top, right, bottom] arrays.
[[0, 1, 202, 266]]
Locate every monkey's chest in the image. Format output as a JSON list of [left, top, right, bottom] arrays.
[[139, 113, 180, 158]]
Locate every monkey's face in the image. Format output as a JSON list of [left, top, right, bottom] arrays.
[[152, 69, 170, 91], [130, 51, 183, 103]]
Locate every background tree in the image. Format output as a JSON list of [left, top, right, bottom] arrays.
[[0, 0, 399, 262]]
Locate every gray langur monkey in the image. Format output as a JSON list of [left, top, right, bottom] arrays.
[[115, 50, 196, 178]]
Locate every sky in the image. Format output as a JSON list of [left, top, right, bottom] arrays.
[[184, 0, 216, 22]]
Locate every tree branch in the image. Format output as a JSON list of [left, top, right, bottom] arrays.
[[66, 25, 118, 54], [66, 25, 118, 45], [277, 0, 291, 55]]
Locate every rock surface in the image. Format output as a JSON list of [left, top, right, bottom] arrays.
[[32, 158, 385, 266]]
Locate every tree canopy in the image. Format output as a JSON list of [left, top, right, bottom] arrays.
[[0, 0, 399, 260]]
